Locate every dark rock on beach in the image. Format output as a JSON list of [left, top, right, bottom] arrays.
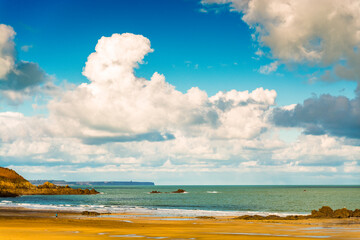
[[235, 214, 293, 220], [150, 190, 161, 194], [0, 190, 19, 198], [353, 209, 360, 217], [283, 215, 307, 220], [81, 211, 100, 216], [234, 206, 360, 221], [333, 208, 352, 218], [310, 206, 354, 218], [234, 215, 265, 220], [310, 206, 334, 218], [196, 216, 216, 219]]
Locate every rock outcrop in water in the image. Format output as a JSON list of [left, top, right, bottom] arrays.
[[149, 189, 186, 194], [172, 189, 186, 193], [234, 206, 360, 220], [0, 167, 99, 197]]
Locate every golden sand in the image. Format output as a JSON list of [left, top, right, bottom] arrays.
[[0, 208, 360, 240]]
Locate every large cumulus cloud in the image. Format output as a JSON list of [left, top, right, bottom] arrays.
[[202, 0, 360, 145], [0, 24, 50, 104], [48, 33, 276, 143], [202, 0, 360, 84]]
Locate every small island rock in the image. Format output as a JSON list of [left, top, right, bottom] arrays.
[[172, 189, 186, 193]]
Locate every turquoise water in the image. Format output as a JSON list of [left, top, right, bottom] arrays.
[[1, 186, 359, 216]]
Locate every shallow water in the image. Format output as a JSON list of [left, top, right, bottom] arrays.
[[110, 234, 144, 238], [1, 185, 359, 216]]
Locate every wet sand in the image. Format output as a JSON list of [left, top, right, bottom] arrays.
[[0, 207, 360, 240]]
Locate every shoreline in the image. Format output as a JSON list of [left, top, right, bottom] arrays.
[[0, 207, 360, 239], [0, 202, 307, 217]]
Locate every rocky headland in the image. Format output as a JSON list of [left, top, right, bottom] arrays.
[[0, 167, 99, 197]]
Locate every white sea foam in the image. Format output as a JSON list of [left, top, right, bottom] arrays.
[[206, 191, 219, 194], [0, 200, 305, 217]]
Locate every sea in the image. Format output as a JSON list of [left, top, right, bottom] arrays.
[[1, 185, 359, 217]]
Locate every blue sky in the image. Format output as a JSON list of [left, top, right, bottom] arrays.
[[0, 0, 359, 184], [1, 0, 356, 106]]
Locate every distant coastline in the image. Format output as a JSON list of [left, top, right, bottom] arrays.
[[29, 180, 155, 186]]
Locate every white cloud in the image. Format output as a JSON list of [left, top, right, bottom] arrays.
[[49, 33, 276, 141], [0, 24, 15, 79], [0, 139, 51, 157], [1, 113, 359, 183], [343, 161, 360, 173], [45, 158, 64, 163], [199, 8, 208, 13], [0, 112, 48, 142], [0, 24, 51, 104], [255, 48, 264, 57], [7, 165, 49, 174], [0, 31, 358, 184], [202, 0, 360, 83], [272, 134, 360, 162], [241, 161, 258, 167], [259, 61, 279, 74], [21, 45, 32, 52], [82, 33, 153, 83]]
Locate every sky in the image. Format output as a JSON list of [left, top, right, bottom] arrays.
[[0, 0, 359, 185]]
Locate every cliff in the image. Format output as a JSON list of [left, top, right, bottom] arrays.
[[0, 167, 99, 197]]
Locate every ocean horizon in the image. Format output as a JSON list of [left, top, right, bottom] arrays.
[[2, 185, 359, 217]]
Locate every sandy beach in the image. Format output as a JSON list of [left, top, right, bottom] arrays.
[[1, 207, 360, 240]]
